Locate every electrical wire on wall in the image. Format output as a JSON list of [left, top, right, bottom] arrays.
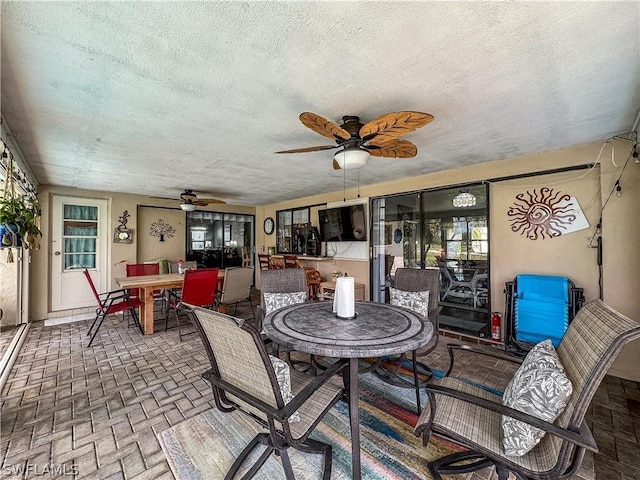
[[586, 130, 638, 300]]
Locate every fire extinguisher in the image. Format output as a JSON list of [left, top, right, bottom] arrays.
[[491, 312, 501, 341]]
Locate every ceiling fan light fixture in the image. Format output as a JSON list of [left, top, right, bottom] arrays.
[[334, 146, 370, 170], [453, 190, 476, 208], [180, 202, 196, 211]]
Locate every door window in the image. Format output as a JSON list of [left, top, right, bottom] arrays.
[[62, 204, 98, 270]]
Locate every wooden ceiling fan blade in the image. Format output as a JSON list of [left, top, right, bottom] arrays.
[[299, 112, 351, 141], [367, 139, 418, 158], [360, 111, 434, 144], [275, 145, 338, 154], [332, 159, 341, 170], [197, 198, 226, 205]]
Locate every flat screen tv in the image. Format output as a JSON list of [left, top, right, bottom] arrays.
[[318, 204, 367, 242]]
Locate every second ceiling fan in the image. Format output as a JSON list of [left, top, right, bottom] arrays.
[[179, 189, 225, 211], [275, 111, 434, 170]]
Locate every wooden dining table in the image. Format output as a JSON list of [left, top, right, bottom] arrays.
[[115, 271, 225, 334]]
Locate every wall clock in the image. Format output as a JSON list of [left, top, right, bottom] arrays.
[[264, 217, 275, 235]]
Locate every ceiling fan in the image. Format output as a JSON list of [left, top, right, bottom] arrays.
[[179, 189, 225, 211], [275, 111, 434, 170]]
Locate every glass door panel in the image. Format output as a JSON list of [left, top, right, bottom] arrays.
[[370, 193, 421, 303], [373, 184, 490, 338], [62, 204, 98, 270], [277, 210, 292, 253]]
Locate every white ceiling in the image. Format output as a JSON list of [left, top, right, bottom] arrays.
[[1, 2, 638, 206]]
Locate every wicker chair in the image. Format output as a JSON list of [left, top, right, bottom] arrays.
[[414, 299, 640, 479], [375, 267, 441, 412], [190, 306, 347, 480]]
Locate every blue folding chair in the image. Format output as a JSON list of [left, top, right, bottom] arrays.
[[504, 274, 584, 356]]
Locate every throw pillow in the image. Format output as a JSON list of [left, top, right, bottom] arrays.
[[263, 291, 307, 316], [269, 355, 300, 422], [502, 339, 573, 456], [389, 287, 430, 318]]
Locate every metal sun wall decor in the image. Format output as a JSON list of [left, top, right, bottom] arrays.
[[507, 187, 578, 240], [149, 219, 175, 242]]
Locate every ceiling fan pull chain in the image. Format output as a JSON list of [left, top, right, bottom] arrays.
[[343, 165, 346, 202], [357, 169, 360, 198]]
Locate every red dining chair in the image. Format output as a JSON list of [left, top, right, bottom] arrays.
[[126, 261, 166, 306], [125, 262, 160, 298], [83, 268, 143, 347], [165, 268, 219, 341]]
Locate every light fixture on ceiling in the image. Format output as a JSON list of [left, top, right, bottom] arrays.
[[180, 202, 196, 212], [453, 189, 476, 208], [334, 145, 370, 170]]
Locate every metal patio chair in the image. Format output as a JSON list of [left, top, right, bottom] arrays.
[[190, 306, 347, 480], [414, 299, 640, 479]]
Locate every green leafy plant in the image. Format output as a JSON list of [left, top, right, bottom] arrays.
[[0, 194, 42, 249]]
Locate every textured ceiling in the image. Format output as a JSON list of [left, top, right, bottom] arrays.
[[1, 2, 638, 206]]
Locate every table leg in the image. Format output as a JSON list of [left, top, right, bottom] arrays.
[[141, 286, 155, 334], [348, 358, 361, 480]]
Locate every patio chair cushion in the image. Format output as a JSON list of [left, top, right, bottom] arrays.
[[263, 291, 307, 316], [269, 355, 300, 422], [502, 340, 572, 456], [389, 287, 429, 318], [145, 258, 169, 274]]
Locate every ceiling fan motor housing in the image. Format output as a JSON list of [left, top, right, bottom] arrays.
[[340, 116, 364, 139]]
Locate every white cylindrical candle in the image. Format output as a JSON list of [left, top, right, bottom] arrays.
[[335, 276, 355, 319]]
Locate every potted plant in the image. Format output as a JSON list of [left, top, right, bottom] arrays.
[[0, 194, 42, 249]]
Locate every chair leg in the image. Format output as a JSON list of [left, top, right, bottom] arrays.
[[293, 437, 332, 480], [224, 432, 273, 480], [412, 350, 421, 414], [278, 449, 296, 480], [130, 307, 144, 334], [87, 312, 100, 337], [429, 451, 495, 478], [87, 312, 108, 347]]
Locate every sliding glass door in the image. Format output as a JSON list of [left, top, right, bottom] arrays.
[[371, 193, 421, 303], [372, 184, 490, 338], [185, 211, 254, 270]]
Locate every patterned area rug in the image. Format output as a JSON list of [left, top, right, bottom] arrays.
[[158, 373, 463, 479]]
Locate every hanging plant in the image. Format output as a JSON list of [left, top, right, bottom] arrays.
[[0, 142, 42, 259]]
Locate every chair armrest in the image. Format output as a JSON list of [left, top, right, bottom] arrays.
[[445, 343, 523, 377], [428, 305, 442, 322], [423, 383, 598, 452], [202, 358, 348, 423], [100, 288, 130, 300], [281, 358, 348, 419]]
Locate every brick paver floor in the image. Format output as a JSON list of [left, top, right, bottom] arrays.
[[1, 297, 638, 479]]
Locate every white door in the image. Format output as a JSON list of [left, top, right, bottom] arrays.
[[51, 196, 109, 311]]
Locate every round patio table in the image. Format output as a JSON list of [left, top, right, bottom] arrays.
[[263, 301, 432, 480]]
